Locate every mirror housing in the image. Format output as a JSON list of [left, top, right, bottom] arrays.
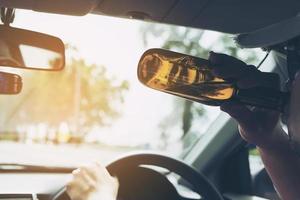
[[0, 25, 65, 71], [0, 71, 22, 94]]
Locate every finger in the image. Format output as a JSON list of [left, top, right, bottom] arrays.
[[66, 189, 78, 200], [94, 162, 112, 179], [72, 168, 81, 175], [237, 71, 280, 89], [110, 176, 119, 193], [209, 51, 246, 67], [66, 187, 86, 200], [221, 101, 257, 128], [79, 169, 98, 190], [71, 168, 97, 192], [80, 165, 100, 182], [69, 175, 91, 193], [66, 181, 85, 200], [209, 52, 256, 79], [212, 65, 257, 79], [81, 163, 111, 183], [209, 52, 280, 89]]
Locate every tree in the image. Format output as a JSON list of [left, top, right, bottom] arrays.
[[1, 48, 129, 138]]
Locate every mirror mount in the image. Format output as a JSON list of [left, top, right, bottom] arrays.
[[0, 7, 15, 26]]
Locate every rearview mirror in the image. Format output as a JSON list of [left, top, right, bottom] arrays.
[[0, 25, 65, 71], [0, 71, 22, 94]]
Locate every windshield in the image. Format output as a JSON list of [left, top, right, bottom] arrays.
[[0, 10, 264, 167]]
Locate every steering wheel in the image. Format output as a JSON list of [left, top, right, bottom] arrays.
[[54, 153, 224, 200]]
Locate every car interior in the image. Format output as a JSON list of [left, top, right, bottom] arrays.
[[0, 1, 300, 200]]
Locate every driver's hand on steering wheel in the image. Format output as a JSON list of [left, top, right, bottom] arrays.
[[66, 163, 119, 200]]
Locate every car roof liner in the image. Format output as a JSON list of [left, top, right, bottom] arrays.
[[0, 0, 99, 16], [2, 0, 300, 35], [93, 0, 300, 34], [236, 14, 300, 48]]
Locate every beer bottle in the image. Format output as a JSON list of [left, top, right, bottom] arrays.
[[137, 48, 288, 111]]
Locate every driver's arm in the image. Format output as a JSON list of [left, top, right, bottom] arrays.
[[209, 52, 300, 200], [66, 163, 118, 200]]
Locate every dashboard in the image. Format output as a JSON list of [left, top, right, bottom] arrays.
[[0, 173, 70, 200], [0, 194, 37, 200], [0, 173, 269, 200]]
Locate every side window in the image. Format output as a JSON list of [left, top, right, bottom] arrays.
[[248, 147, 280, 199], [248, 147, 264, 175]]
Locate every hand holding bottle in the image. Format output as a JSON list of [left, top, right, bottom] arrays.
[[209, 52, 285, 149]]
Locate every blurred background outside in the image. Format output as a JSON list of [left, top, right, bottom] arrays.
[[0, 10, 264, 167]]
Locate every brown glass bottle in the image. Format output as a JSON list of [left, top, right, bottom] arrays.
[[137, 48, 288, 111]]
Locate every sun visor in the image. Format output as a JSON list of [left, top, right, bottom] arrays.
[[0, 0, 99, 16], [188, 0, 300, 34], [235, 14, 300, 48], [93, 0, 300, 35], [94, 0, 178, 22]]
